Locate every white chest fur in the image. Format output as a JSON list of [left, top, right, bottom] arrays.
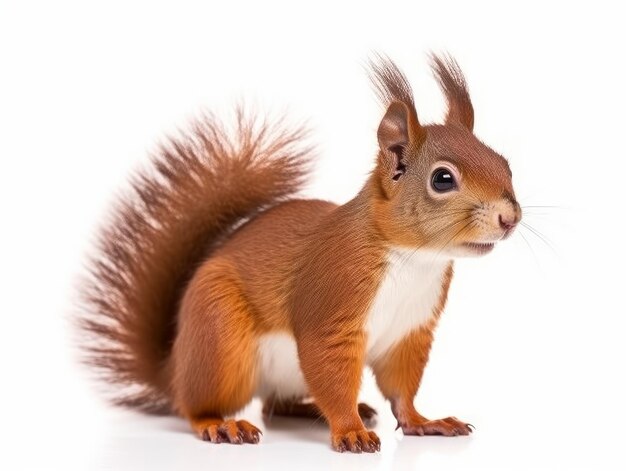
[[365, 248, 450, 363]]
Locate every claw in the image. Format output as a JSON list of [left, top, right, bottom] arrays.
[[401, 416, 473, 437], [332, 430, 381, 453], [196, 419, 262, 445]]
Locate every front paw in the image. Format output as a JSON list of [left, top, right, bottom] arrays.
[[400, 416, 474, 437], [331, 429, 381, 453]]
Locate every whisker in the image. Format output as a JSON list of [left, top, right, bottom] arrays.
[[516, 228, 541, 268], [433, 218, 477, 260], [394, 213, 473, 272], [520, 221, 558, 254], [521, 212, 560, 219]]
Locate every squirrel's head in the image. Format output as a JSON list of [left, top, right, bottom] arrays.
[[369, 54, 521, 257]]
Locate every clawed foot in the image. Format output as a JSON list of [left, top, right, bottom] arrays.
[[197, 419, 263, 444], [331, 429, 381, 453], [399, 416, 474, 437]]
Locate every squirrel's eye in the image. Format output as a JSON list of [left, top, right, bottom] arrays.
[[431, 168, 457, 192]]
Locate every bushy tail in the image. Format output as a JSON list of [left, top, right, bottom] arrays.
[[78, 108, 311, 412]]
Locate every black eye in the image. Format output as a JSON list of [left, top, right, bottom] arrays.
[[431, 168, 457, 192]]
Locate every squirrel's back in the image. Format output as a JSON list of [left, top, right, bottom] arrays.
[[206, 198, 337, 329]]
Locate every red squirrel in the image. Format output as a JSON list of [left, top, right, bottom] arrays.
[[79, 54, 521, 453]]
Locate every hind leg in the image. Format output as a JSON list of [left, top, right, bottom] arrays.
[[171, 259, 262, 444]]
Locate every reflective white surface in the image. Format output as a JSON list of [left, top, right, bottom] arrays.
[[2, 0, 626, 470], [3, 359, 624, 471]]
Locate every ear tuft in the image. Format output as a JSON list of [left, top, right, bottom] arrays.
[[368, 53, 415, 110], [430, 53, 474, 131], [378, 101, 411, 182], [368, 54, 425, 193]]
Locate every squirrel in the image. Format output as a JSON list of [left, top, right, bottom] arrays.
[[78, 53, 521, 453]]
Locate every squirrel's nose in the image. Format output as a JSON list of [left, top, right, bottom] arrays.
[[498, 201, 521, 232], [498, 213, 517, 231], [493, 197, 521, 235]]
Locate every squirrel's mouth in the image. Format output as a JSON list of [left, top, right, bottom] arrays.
[[462, 242, 496, 255]]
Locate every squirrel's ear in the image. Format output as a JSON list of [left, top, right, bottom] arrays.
[[377, 101, 423, 183], [431, 53, 474, 131]]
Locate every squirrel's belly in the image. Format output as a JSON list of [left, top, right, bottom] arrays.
[[255, 332, 309, 400], [365, 248, 450, 363]]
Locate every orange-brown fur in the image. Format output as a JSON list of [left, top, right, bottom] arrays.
[[78, 53, 520, 453]]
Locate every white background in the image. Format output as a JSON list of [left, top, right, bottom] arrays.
[[1, 1, 625, 470]]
